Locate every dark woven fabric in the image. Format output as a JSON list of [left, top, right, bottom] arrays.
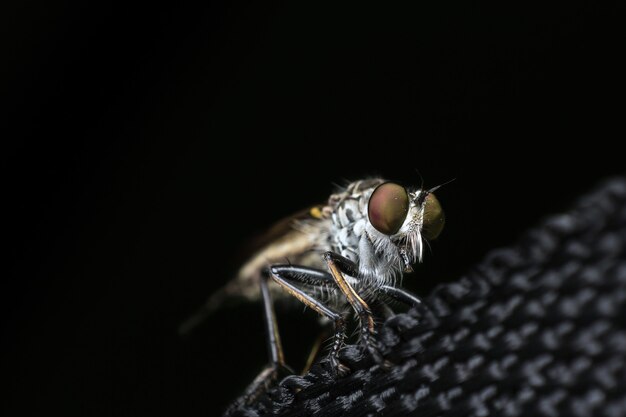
[[228, 177, 626, 417]]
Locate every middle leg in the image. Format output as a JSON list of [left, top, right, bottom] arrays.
[[269, 265, 350, 376]]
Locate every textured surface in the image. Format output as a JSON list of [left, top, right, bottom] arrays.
[[228, 177, 626, 417]]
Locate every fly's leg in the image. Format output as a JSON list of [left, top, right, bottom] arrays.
[[379, 285, 432, 320], [276, 258, 424, 368], [261, 270, 287, 369], [269, 265, 350, 376], [264, 262, 424, 382], [228, 271, 293, 411], [323, 251, 386, 365], [379, 285, 423, 307]]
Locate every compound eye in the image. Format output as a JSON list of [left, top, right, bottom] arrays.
[[422, 193, 445, 240], [368, 182, 410, 235]]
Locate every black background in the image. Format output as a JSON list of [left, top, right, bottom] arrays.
[[2, 1, 624, 416]]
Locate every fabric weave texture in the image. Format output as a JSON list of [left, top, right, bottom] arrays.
[[228, 177, 626, 417]]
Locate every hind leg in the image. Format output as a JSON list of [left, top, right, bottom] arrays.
[[225, 271, 293, 411]]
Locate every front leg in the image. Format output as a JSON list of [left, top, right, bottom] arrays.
[[379, 285, 423, 308], [323, 251, 386, 365]]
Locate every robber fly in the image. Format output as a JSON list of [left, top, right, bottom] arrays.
[[181, 178, 445, 407]]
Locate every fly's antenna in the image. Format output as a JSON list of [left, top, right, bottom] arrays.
[[414, 168, 425, 191], [427, 178, 456, 193]]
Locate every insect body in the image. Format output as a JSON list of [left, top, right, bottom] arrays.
[[183, 178, 445, 409]]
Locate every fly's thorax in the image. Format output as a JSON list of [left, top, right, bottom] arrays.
[[328, 179, 383, 260], [327, 178, 406, 286]]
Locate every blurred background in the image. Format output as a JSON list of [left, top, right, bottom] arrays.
[[2, 1, 624, 415]]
